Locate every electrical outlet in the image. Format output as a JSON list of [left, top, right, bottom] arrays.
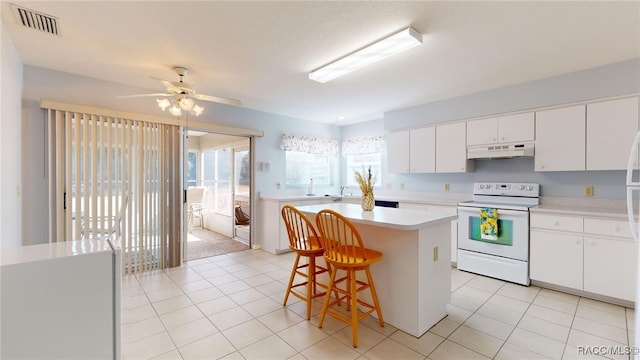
[[444, 183, 450, 192], [433, 247, 439, 261], [276, 182, 282, 190], [385, 183, 391, 189], [584, 185, 594, 196], [400, 183, 405, 190]]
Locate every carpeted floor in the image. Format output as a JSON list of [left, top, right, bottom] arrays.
[[186, 227, 249, 260]]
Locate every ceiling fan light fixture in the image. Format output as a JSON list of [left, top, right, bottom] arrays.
[[156, 98, 171, 111], [180, 97, 195, 111], [169, 104, 182, 117], [309, 26, 422, 83], [192, 104, 204, 117]]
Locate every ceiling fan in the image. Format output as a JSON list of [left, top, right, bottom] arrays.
[[122, 66, 241, 117]]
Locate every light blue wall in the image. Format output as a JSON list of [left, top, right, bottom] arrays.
[[380, 59, 640, 200], [385, 58, 640, 130]]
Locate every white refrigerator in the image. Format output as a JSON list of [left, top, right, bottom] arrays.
[[0, 238, 121, 359], [627, 131, 640, 356]]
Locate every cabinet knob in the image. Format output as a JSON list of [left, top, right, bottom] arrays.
[[576, 240, 582, 245], [614, 227, 620, 232], [554, 221, 560, 226]]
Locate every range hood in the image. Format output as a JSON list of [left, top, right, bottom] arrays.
[[467, 143, 534, 160]]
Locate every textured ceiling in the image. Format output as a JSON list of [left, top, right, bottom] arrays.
[[2, 1, 639, 125]]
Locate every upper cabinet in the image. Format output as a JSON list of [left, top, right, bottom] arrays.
[[535, 105, 586, 172], [410, 126, 436, 173], [386, 127, 436, 173], [467, 112, 534, 146], [386, 123, 471, 174], [436, 122, 473, 173], [386, 130, 410, 173], [586, 97, 639, 171]]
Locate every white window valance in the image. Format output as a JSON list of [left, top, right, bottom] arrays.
[[341, 136, 385, 156], [280, 133, 339, 156]]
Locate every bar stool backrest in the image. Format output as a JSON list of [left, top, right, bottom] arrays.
[[281, 205, 322, 251], [315, 209, 368, 264]]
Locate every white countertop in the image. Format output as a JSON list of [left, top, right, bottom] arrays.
[[0, 238, 118, 267], [260, 192, 468, 207], [531, 205, 629, 219], [295, 203, 457, 231]]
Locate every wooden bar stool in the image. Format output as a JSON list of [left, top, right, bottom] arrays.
[[281, 205, 331, 320], [315, 209, 384, 348]]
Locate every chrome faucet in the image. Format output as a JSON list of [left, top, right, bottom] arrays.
[[340, 185, 348, 196]]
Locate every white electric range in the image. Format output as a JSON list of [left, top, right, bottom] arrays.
[[457, 182, 539, 285]]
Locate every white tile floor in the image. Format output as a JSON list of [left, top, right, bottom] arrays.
[[122, 249, 635, 360]]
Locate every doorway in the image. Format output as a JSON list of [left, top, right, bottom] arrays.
[[184, 131, 251, 261]]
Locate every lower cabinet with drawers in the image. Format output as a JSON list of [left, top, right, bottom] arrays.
[[530, 212, 636, 302]]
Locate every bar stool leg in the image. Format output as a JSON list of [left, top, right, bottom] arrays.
[[365, 268, 384, 327], [283, 254, 301, 306], [306, 256, 316, 320], [318, 266, 337, 328], [350, 269, 359, 348]]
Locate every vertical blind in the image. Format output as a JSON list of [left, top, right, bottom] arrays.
[[46, 107, 181, 274]]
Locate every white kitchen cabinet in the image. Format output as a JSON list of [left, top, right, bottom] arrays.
[[466, 117, 498, 146], [386, 130, 410, 173], [410, 126, 436, 173], [583, 217, 636, 302], [535, 105, 586, 171], [387, 127, 436, 173], [586, 96, 639, 171], [466, 112, 534, 146], [530, 229, 583, 290], [436, 122, 473, 173], [530, 212, 636, 302], [583, 236, 636, 301], [259, 197, 332, 254]]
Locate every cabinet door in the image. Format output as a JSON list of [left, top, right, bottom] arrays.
[[466, 117, 498, 145], [535, 105, 586, 171], [587, 97, 639, 171], [498, 112, 535, 143], [436, 122, 473, 173], [530, 230, 583, 289], [410, 127, 435, 173], [584, 236, 636, 302], [386, 131, 410, 173]]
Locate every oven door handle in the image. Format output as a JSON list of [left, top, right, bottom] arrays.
[[458, 208, 528, 216]]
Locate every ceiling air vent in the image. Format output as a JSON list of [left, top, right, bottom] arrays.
[[11, 4, 59, 35]]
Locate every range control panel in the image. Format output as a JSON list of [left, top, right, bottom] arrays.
[[473, 182, 539, 197]]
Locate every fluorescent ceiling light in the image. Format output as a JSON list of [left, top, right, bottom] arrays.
[[309, 27, 422, 84]]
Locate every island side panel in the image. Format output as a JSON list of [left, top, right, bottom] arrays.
[[351, 224, 422, 337], [417, 221, 452, 335]]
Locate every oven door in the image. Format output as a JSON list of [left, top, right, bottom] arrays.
[[457, 205, 529, 261]]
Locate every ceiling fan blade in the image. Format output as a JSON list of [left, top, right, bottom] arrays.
[[193, 93, 242, 106], [161, 80, 181, 93], [118, 93, 172, 98]]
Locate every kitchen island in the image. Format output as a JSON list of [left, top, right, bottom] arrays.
[[296, 202, 457, 337]]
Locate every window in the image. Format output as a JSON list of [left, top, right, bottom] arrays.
[[342, 136, 384, 188], [344, 153, 382, 188], [285, 151, 336, 187], [280, 133, 339, 188], [187, 151, 197, 188]]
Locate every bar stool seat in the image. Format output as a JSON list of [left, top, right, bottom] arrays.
[[315, 209, 384, 348], [281, 205, 331, 320]]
